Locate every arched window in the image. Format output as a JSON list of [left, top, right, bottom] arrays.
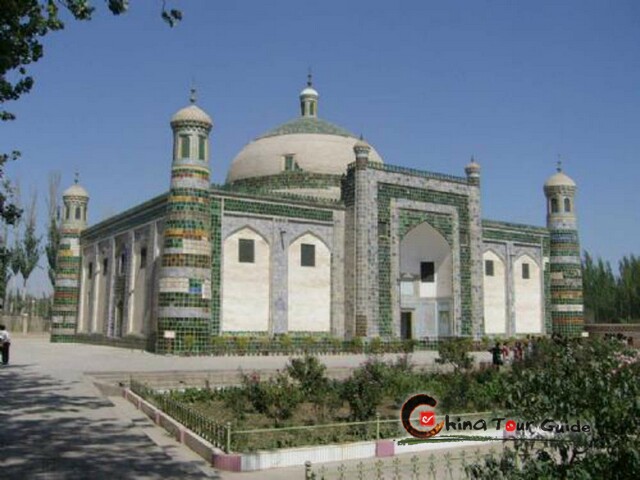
[[551, 198, 559, 213], [180, 135, 190, 158], [198, 135, 206, 161], [75, 206, 81, 220], [83, 207, 87, 221], [564, 198, 571, 212], [65, 206, 70, 220]]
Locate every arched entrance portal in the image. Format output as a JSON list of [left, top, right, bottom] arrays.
[[399, 222, 453, 339]]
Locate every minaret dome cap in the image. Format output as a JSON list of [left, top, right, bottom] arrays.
[[544, 168, 576, 188], [465, 157, 481, 174], [171, 104, 212, 127], [63, 184, 89, 198]]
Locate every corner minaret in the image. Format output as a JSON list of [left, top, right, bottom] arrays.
[[51, 174, 89, 342], [300, 73, 319, 118], [544, 161, 584, 336], [465, 156, 481, 186], [157, 90, 213, 354]]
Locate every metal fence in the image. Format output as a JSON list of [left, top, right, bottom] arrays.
[[130, 379, 230, 451], [130, 379, 496, 456], [305, 448, 502, 480]]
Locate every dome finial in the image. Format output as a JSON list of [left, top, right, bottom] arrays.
[[74, 170, 79, 185], [307, 67, 313, 87], [189, 79, 197, 104], [556, 155, 563, 172]]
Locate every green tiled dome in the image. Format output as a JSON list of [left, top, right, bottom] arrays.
[[258, 117, 355, 139]]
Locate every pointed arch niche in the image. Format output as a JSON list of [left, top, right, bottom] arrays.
[[221, 227, 270, 332], [483, 250, 507, 334], [287, 232, 331, 332], [514, 254, 543, 334], [399, 221, 453, 338]]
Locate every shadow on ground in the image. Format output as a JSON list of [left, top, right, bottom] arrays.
[[0, 365, 220, 479]]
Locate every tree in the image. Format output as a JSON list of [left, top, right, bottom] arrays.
[[583, 251, 640, 323], [1, 1, 182, 225], [20, 190, 42, 287], [342, 358, 388, 421], [45, 171, 61, 287], [618, 255, 640, 323], [468, 337, 640, 479]]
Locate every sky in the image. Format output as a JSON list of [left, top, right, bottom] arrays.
[[2, 0, 640, 295]]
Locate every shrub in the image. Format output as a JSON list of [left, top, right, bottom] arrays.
[[402, 339, 416, 353], [241, 370, 302, 427], [211, 336, 225, 354], [278, 334, 293, 354], [436, 337, 473, 372], [301, 336, 317, 353], [349, 337, 364, 354], [286, 355, 328, 395], [234, 336, 249, 354], [368, 337, 383, 354], [330, 337, 343, 354], [183, 334, 195, 353], [343, 357, 388, 421], [220, 386, 248, 421]]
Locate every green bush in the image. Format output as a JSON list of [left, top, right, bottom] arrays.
[[301, 336, 317, 353], [349, 337, 364, 353], [368, 337, 383, 354], [343, 357, 388, 421], [234, 336, 249, 354], [278, 334, 293, 354], [436, 337, 473, 372], [242, 370, 302, 427]]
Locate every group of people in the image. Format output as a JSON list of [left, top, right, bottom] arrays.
[[0, 324, 10, 365], [489, 337, 536, 369]]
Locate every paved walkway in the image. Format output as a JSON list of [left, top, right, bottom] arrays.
[[0, 336, 492, 479]]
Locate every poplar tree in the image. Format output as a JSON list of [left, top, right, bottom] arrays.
[[45, 171, 61, 287]]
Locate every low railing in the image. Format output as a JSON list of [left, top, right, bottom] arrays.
[[130, 379, 230, 451], [129, 379, 496, 455]]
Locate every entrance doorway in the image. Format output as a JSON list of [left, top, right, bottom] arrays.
[[401, 311, 413, 340]]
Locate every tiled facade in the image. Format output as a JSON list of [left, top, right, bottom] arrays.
[[51, 186, 88, 342], [51, 86, 585, 352]]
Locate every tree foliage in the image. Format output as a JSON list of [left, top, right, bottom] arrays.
[[242, 371, 303, 427], [342, 357, 388, 421], [20, 191, 42, 287], [469, 337, 640, 479], [583, 250, 640, 322], [435, 337, 474, 372], [1, 0, 181, 225], [45, 171, 61, 286]]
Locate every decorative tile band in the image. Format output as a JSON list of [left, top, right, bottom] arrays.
[[51, 227, 83, 343], [549, 227, 583, 336]]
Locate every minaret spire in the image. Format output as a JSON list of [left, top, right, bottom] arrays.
[[300, 69, 318, 118]]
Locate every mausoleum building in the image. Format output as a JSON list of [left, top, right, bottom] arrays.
[[51, 79, 584, 352]]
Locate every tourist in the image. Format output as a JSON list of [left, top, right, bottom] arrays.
[[501, 342, 511, 364], [514, 341, 524, 362], [490, 342, 503, 370], [0, 324, 10, 365]]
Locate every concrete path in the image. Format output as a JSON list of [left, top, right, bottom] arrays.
[[0, 336, 492, 479]]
